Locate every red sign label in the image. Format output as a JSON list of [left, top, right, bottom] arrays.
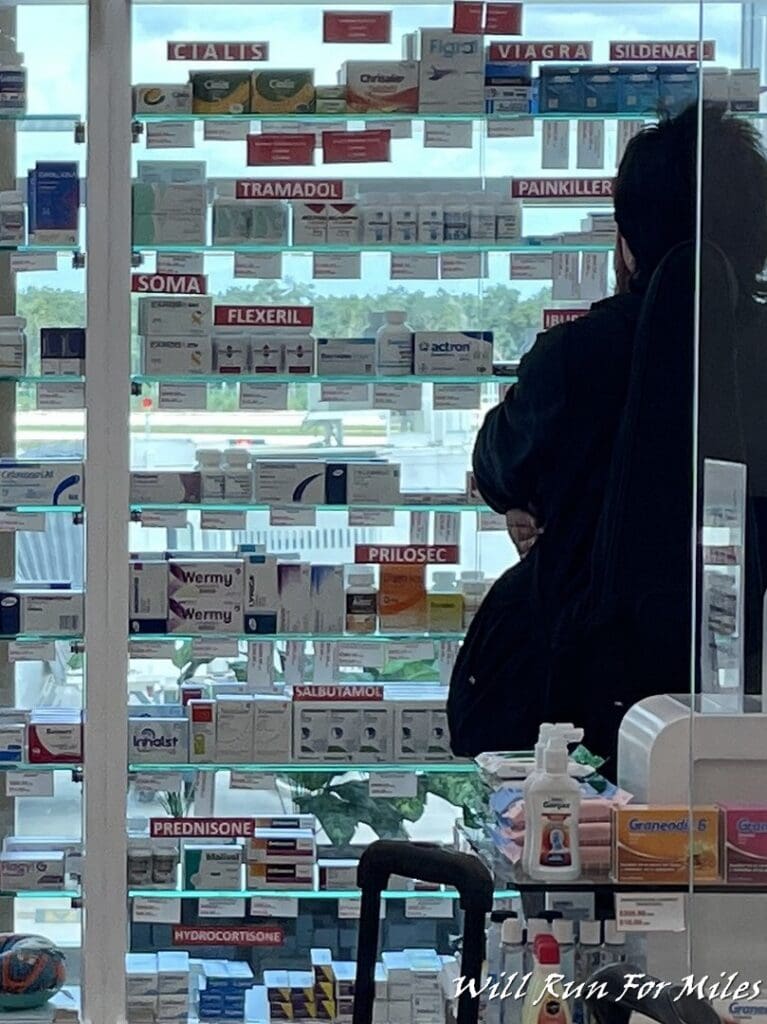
[[453, 1, 484, 33], [489, 40, 593, 61], [167, 41, 269, 61], [236, 179, 344, 200], [355, 544, 460, 565], [543, 308, 589, 329], [150, 817, 255, 838], [293, 685, 384, 702], [322, 129, 391, 165], [609, 40, 715, 61], [484, 3, 523, 35], [214, 305, 314, 327], [131, 273, 207, 295], [247, 134, 315, 167], [172, 926, 284, 946], [511, 178, 613, 200], [323, 11, 391, 42]]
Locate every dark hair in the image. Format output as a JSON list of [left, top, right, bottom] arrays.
[[614, 102, 767, 302]]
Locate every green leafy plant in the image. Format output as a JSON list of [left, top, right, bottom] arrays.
[[158, 785, 195, 818]]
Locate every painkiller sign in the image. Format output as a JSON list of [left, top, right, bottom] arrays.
[[511, 178, 613, 200]]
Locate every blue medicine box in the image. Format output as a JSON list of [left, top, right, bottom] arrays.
[[27, 162, 79, 244], [539, 65, 583, 114], [484, 61, 532, 113], [582, 65, 620, 113], [618, 64, 660, 114], [659, 63, 699, 115], [0, 593, 20, 635]]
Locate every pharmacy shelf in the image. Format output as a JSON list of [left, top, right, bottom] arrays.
[[132, 111, 767, 124], [0, 761, 81, 771], [129, 886, 462, 900], [129, 631, 463, 643], [0, 890, 80, 899], [0, 244, 80, 253], [0, 505, 83, 515], [0, 632, 82, 642], [133, 373, 513, 386], [129, 761, 474, 774], [133, 241, 612, 256], [0, 112, 81, 131], [2, 375, 85, 385], [131, 501, 488, 514]]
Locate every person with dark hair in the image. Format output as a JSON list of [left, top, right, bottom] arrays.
[[450, 103, 767, 766]]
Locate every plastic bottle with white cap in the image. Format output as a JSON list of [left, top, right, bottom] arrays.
[[525, 730, 583, 881], [552, 918, 575, 996], [573, 921, 602, 1024], [601, 921, 627, 966], [499, 916, 525, 1024]]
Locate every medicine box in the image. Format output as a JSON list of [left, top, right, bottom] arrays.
[[134, 84, 193, 115], [324, 462, 400, 504], [137, 160, 206, 185], [188, 699, 216, 762], [658, 64, 699, 116], [582, 65, 620, 113], [251, 69, 314, 113], [190, 70, 250, 114], [21, 591, 83, 635], [0, 592, 20, 634], [720, 805, 767, 883], [129, 471, 201, 505], [129, 559, 168, 634], [311, 949, 335, 986], [0, 723, 24, 762], [132, 211, 207, 247], [0, 461, 83, 506], [28, 713, 82, 764], [325, 202, 360, 245], [539, 65, 583, 114], [729, 68, 760, 112], [379, 565, 427, 631], [484, 62, 532, 114], [167, 558, 243, 634], [0, 66, 25, 113], [213, 333, 250, 374], [141, 336, 213, 376], [216, 695, 254, 763], [284, 336, 315, 375], [613, 805, 720, 883], [245, 828, 316, 863], [128, 716, 188, 764], [310, 565, 345, 634], [294, 702, 392, 762], [0, 851, 65, 891], [277, 562, 311, 633], [395, 699, 451, 761], [137, 296, 213, 338], [292, 202, 328, 245], [183, 844, 242, 890], [212, 199, 289, 246], [133, 182, 206, 217], [318, 859, 358, 890], [413, 330, 493, 376], [618, 64, 660, 113], [316, 338, 375, 376], [254, 461, 326, 504], [418, 30, 483, 114], [342, 60, 419, 113], [246, 861, 315, 889], [244, 555, 278, 635], [28, 162, 79, 245], [252, 695, 292, 761], [40, 327, 86, 376]]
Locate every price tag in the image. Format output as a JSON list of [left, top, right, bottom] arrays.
[[313, 641, 339, 684], [0, 512, 46, 532], [348, 508, 395, 527], [323, 11, 391, 42], [8, 640, 56, 662], [248, 133, 315, 166], [391, 254, 439, 280], [141, 510, 188, 529], [424, 121, 473, 149], [542, 120, 570, 170], [133, 772, 182, 794], [6, 772, 55, 797], [552, 252, 580, 301], [369, 772, 418, 798], [440, 252, 487, 279], [234, 253, 283, 279], [372, 384, 421, 411], [438, 640, 460, 684], [434, 511, 459, 544], [146, 121, 195, 149], [36, 382, 84, 409], [10, 252, 58, 273], [479, 510, 507, 531], [387, 641, 435, 662], [320, 383, 369, 403], [366, 118, 411, 140], [230, 772, 277, 790], [156, 252, 205, 275], [158, 383, 207, 410], [453, 0, 483, 32], [203, 121, 250, 142], [405, 897, 455, 918], [270, 506, 316, 526], [616, 120, 644, 166], [284, 639, 306, 687], [577, 120, 605, 170], [312, 253, 361, 279], [200, 511, 247, 531], [338, 898, 385, 919], [247, 641, 275, 691], [239, 383, 288, 410], [132, 897, 182, 924], [510, 253, 553, 280], [580, 252, 609, 302], [615, 894, 685, 932], [192, 638, 239, 660], [488, 119, 533, 138], [199, 898, 246, 918], [250, 896, 299, 918], [433, 384, 481, 410], [322, 129, 391, 164], [410, 510, 430, 544], [129, 641, 173, 659], [338, 642, 386, 669], [484, 1, 523, 33]]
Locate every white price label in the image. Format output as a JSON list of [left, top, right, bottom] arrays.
[[478, 510, 507, 531], [410, 510, 430, 544], [580, 251, 609, 302], [552, 252, 580, 301], [156, 252, 205, 275], [250, 897, 299, 918], [616, 120, 644, 166], [129, 641, 173, 659], [230, 772, 277, 790], [239, 383, 288, 411], [387, 641, 435, 662], [424, 121, 473, 149], [234, 253, 283, 279], [438, 640, 460, 684], [433, 384, 481, 410], [134, 772, 182, 794], [312, 253, 361, 279], [5, 772, 55, 797], [367, 118, 411, 139], [270, 505, 316, 526], [372, 384, 421, 411], [284, 639, 305, 687], [0, 512, 46, 532], [10, 252, 58, 273], [338, 898, 362, 920], [440, 252, 487, 279], [313, 641, 339, 684], [8, 640, 56, 662], [247, 641, 275, 691], [405, 896, 454, 918], [200, 511, 247, 531], [141, 510, 188, 529], [146, 121, 195, 149], [577, 119, 605, 170], [542, 120, 570, 170], [337, 643, 386, 669], [615, 894, 686, 932], [390, 254, 439, 280], [192, 638, 239, 660], [203, 121, 250, 142], [434, 511, 459, 544], [348, 508, 395, 527], [158, 383, 207, 410], [488, 118, 533, 138], [132, 897, 182, 924], [36, 382, 84, 409], [510, 253, 553, 280], [369, 772, 418, 798], [199, 898, 246, 918], [320, 383, 369, 403]]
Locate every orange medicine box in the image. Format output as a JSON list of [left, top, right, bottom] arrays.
[[613, 805, 720, 883], [378, 565, 426, 631]]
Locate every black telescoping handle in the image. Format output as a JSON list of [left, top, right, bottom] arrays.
[[352, 840, 494, 1024], [584, 964, 721, 1024]]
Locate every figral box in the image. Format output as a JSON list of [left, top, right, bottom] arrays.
[[613, 805, 720, 883], [418, 30, 483, 114]]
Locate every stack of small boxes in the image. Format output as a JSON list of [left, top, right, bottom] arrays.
[[125, 952, 190, 1024], [197, 961, 255, 1021], [264, 969, 334, 1021], [132, 161, 207, 246], [138, 294, 214, 382], [246, 825, 317, 891]]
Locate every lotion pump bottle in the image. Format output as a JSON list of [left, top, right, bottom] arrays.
[[521, 935, 571, 1024], [525, 734, 582, 882], [522, 723, 555, 874]]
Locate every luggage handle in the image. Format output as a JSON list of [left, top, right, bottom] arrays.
[[353, 841, 494, 1024], [584, 964, 721, 1024]]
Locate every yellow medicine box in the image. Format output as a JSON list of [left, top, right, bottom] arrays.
[[613, 805, 720, 883], [251, 70, 315, 113]]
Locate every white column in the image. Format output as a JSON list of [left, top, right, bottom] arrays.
[[83, 0, 131, 1018]]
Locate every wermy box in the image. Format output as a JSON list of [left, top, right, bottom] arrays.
[[184, 844, 242, 890], [613, 805, 720, 883], [316, 338, 375, 376], [129, 559, 168, 634], [418, 30, 483, 114], [167, 558, 243, 635], [311, 565, 344, 634], [141, 336, 213, 375], [188, 699, 216, 762], [128, 717, 188, 764], [721, 805, 767, 883], [413, 331, 493, 376], [342, 61, 419, 113], [254, 461, 326, 504], [190, 70, 251, 113], [251, 70, 314, 113], [27, 162, 79, 245], [379, 565, 426, 631], [21, 591, 83, 635], [277, 562, 311, 633], [133, 84, 193, 114], [325, 462, 401, 504], [0, 852, 65, 891], [40, 328, 86, 376], [129, 471, 201, 505], [138, 296, 212, 338], [0, 461, 83, 506]]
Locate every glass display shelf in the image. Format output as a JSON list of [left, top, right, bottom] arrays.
[[0, 113, 81, 131], [0, 505, 84, 514], [129, 761, 475, 774], [0, 245, 80, 254], [133, 241, 612, 255], [2, 375, 85, 385], [129, 886, 477, 900], [0, 890, 80, 900], [133, 111, 767, 124], [129, 631, 464, 643], [0, 762, 81, 771], [131, 501, 488, 514], [133, 373, 513, 386], [0, 632, 82, 642]]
